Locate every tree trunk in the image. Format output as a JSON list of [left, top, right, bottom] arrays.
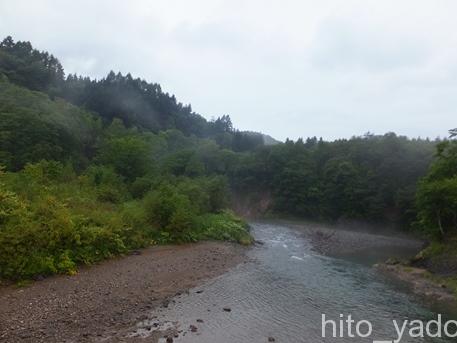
[[453, 211, 457, 231], [437, 210, 444, 236]]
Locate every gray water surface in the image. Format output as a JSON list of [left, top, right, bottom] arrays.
[[132, 223, 456, 342]]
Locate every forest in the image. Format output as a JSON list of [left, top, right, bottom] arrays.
[[0, 36, 455, 280]]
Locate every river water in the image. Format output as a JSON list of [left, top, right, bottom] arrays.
[[132, 222, 456, 342]]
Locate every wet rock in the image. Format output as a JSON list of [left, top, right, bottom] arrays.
[[161, 300, 170, 308], [223, 307, 231, 312], [385, 257, 400, 265]]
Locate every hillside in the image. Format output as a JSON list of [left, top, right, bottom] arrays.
[[0, 35, 449, 281], [0, 74, 252, 279]]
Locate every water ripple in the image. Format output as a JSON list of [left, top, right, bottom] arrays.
[[131, 223, 454, 343]]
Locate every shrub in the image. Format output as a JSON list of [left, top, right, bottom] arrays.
[[194, 210, 252, 245], [130, 176, 153, 198], [143, 184, 197, 242], [0, 161, 249, 280]]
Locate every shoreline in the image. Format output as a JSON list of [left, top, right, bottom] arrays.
[[277, 220, 457, 305], [0, 241, 247, 342], [277, 219, 423, 257], [375, 263, 457, 304]]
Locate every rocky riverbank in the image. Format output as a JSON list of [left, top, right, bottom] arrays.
[[276, 220, 457, 305], [280, 220, 422, 258], [0, 242, 247, 342], [375, 263, 456, 303], [287, 220, 457, 306]]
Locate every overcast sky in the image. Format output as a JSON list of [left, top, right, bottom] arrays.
[[1, 0, 456, 141]]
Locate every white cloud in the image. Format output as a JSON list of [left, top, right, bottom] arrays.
[[0, 0, 456, 140]]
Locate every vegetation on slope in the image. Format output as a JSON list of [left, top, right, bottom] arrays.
[[0, 35, 454, 280], [0, 159, 250, 279], [409, 134, 457, 282], [232, 135, 436, 227], [0, 68, 251, 279]]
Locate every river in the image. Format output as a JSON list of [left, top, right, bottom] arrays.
[[131, 222, 456, 342]]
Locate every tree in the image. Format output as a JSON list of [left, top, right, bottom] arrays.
[[0, 36, 64, 92], [416, 138, 457, 237], [96, 135, 152, 181], [417, 178, 457, 236]]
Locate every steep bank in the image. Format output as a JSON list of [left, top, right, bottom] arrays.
[[230, 190, 272, 219], [375, 263, 455, 303], [376, 237, 457, 305], [0, 242, 247, 343]]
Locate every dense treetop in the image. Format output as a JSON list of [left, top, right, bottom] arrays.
[[0, 36, 264, 152], [0, 35, 442, 228]]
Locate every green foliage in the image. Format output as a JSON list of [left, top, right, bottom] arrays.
[[141, 176, 231, 242], [83, 165, 127, 203], [0, 172, 24, 225], [194, 211, 252, 245], [130, 177, 153, 198], [0, 164, 132, 279], [233, 133, 436, 226], [0, 35, 445, 280], [96, 135, 152, 181], [0, 76, 99, 170], [0, 159, 248, 279], [0, 36, 64, 92], [143, 184, 195, 241], [1, 36, 265, 151], [416, 140, 457, 237]]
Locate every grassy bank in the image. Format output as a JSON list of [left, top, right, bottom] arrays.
[[411, 237, 457, 295], [0, 161, 251, 280], [375, 236, 457, 303]]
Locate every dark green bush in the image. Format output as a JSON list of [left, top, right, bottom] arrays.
[[194, 210, 252, 245], [0, 163, 250, 280]]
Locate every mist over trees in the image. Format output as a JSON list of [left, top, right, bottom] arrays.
[[0, 36, 263, 152], [0, 35, 451, 278], [231, 134, 436, 226]]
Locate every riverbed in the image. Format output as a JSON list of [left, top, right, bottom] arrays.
[[0, 242, 245, 342], [131, 222, 456, 343]]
